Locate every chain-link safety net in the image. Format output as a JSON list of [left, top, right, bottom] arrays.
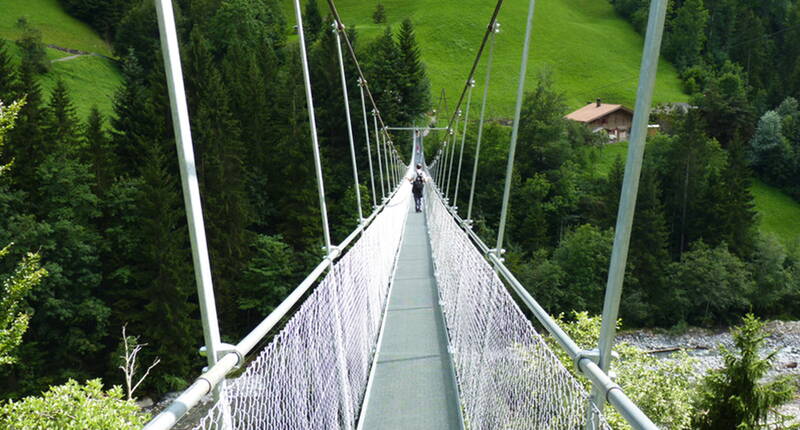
[[424, 185, 610, 429], [192, 180, 412, 429]]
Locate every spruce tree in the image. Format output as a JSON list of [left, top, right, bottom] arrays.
[[238, 234, 296, 327], [365, 27, 402, 126], [44, 80, 82, 153], [134, 138, 200, 392], [185, 29, 252, 333], [268, 49, 322, 251], [303, 0, 323, 44], [396, 19, 430, 124], [13, 146, 106, 389], [373, 3, 386, 24], [692, 314, 796, 428], [84, 107, 116, 196], [111, 53, 152, 173], [0, 40, 17, 101], [701, 140, 757, 258], [624, 160, 670, 326], [663, 0, 708, 71]]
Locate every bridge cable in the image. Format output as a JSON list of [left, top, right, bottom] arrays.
[[324, 0, 403, 165], [358, 79, 378, 206], [432, 0, 504, 165], [591, 0, 669, 424], [445, 112, 461, 198], [453, 81, 475, 208], [333, 22, 365, 223], [494, 0, 535, 259], [466, 22, 500, 222], [293, 0, 333, 254], [372, 111, 387, 199]]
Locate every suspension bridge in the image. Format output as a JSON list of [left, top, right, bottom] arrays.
[[143, 0, 670, 428]]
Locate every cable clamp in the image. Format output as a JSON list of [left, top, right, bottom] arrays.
[[574, 348, 600, 374], [574, 349, 619, 376], [199, 343, 245, 371]]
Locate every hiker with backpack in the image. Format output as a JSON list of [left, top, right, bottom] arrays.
[[408, 163, 428, 212]]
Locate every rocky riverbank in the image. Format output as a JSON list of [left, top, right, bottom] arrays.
[[618, 320, 800, 421]]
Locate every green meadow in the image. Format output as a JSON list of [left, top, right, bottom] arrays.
[[285, 0, 688, 117]]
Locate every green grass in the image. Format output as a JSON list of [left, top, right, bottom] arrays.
[[750, 179, 800, 247], [42, 56, 120, 118], [0, 0, 112, 56], [594, 141, 628, 176], [597, 144, 800, 246], [2, 0, 121, 119], [288, 0, 687, 117]]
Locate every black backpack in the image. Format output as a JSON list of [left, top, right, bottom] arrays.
[[412, 173, 424, 192]]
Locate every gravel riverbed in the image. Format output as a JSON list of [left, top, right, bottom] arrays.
[[618, 320, 800, 421]]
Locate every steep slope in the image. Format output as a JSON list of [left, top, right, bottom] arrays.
[[598, 142, 800, 246], [1, 0, 121, 118], [288, 0, 687, 117]]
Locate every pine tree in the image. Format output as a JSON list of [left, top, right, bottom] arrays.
[[396, 19, 430, 124]]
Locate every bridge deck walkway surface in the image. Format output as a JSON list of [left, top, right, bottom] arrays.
[[360, 205, 462, 430]]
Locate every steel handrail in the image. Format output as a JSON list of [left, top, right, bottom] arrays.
[[144, 178, 407, 430], [428, 182, 657, 430]]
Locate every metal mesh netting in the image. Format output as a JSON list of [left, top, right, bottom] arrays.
[[192, 182, 412, 429], [424, 186, 610, 429]]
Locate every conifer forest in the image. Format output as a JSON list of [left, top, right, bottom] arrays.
[[1, 0, 800, 428]]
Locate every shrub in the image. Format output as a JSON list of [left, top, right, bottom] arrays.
[[372, 3, 386, 24], [549, 312, 697, 429], [0, 379, 148, 429]]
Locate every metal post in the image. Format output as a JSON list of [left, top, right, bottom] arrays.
[[293, 0, 332, 254], [445, 115, 459, 199], [359, 80, 377, 206], [495, 0, 536, 258], [333, 23, 363, 222], [467, 22, 499, 222], [382, 131, 392, 190], [453, 81, 474, 209], [373, 111, 386, 199], [153, 0, 223, 372], [591, 0, 668, 425]]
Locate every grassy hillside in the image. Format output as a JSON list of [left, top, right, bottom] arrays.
[[597, 143, 800, 247], [1, 0, 121, 118], [0, 0, 112, 56], [751, 179, 800, 247], [287, 0, 688, 117]]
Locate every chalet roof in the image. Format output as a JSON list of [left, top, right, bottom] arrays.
[[565, 103, 633, 123]]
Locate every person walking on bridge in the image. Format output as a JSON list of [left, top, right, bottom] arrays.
[[407, 163, 428, 213]]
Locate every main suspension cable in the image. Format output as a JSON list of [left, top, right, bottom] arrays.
[[434, 0, 505, 163]]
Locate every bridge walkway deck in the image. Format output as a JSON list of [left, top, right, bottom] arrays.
[[360, 205, 462, 430]]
